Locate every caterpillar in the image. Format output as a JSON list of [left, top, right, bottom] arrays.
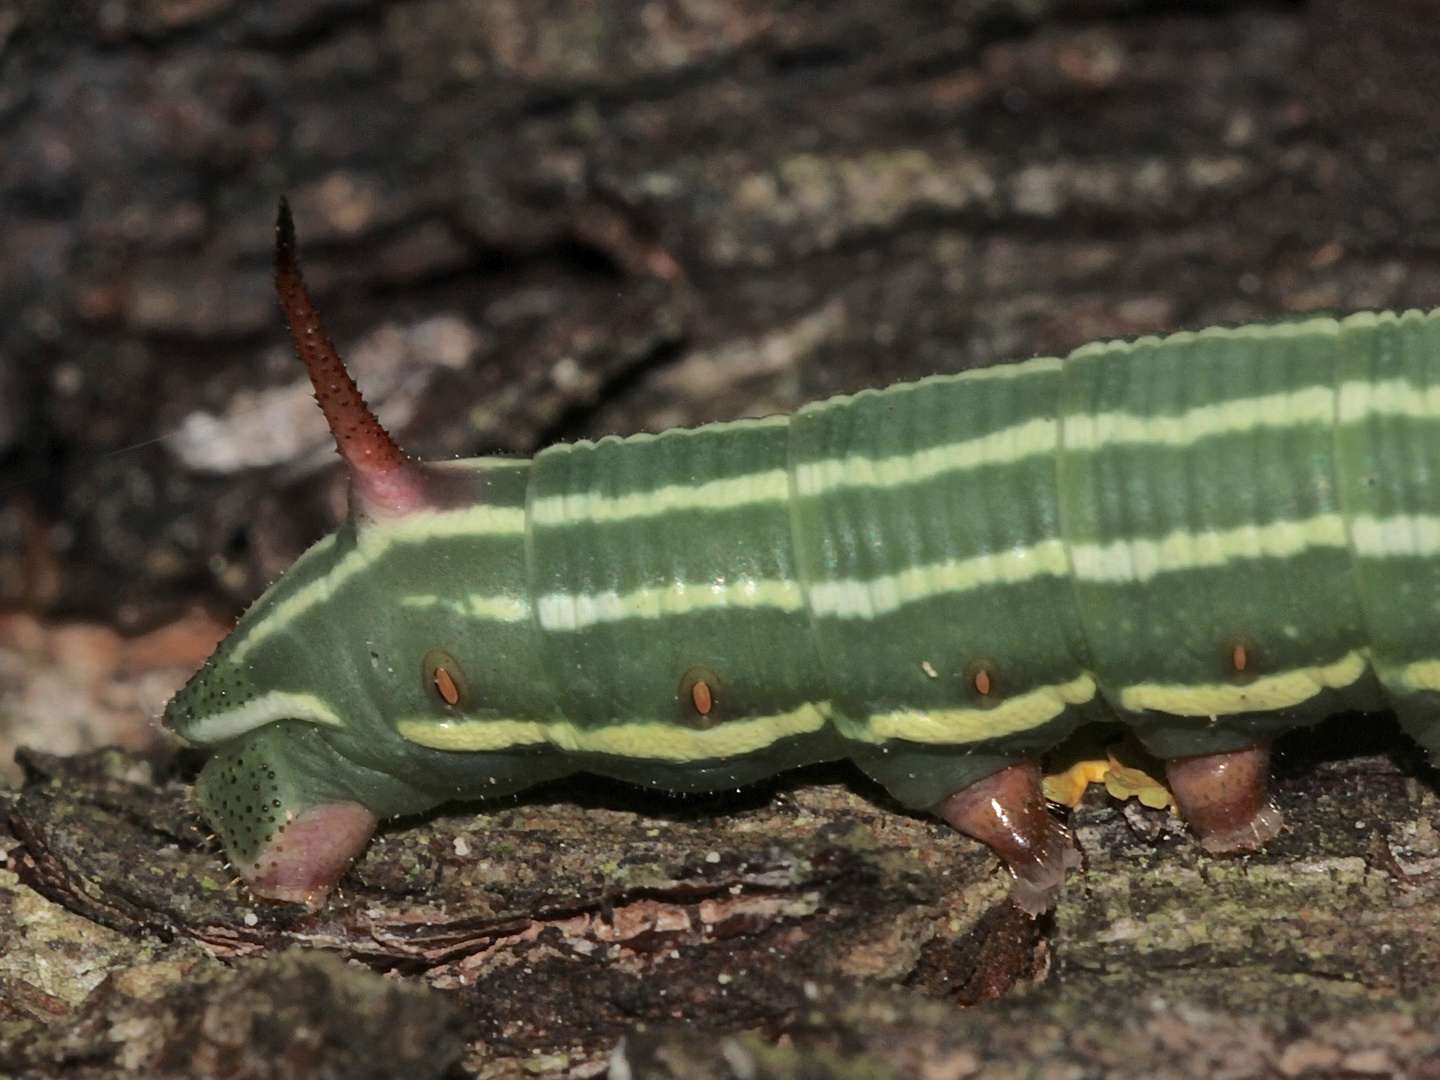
[[164, 200, 1440, 914]]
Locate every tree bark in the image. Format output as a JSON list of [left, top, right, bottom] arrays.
[[4, 0, 1440, 1075]]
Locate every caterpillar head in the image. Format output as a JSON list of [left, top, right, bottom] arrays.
[[163, 526, 390, 906], [165, 201, 468, 905]]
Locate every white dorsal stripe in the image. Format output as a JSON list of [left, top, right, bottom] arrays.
[[1350, 514, 1440, 558], [229, 504, 525, 663], [946, 353, 1063, 382], [401, 592, 531, 621], [537, 577, 806, 631], [793, 418, 1056, 497], [805, 540, 1072, 619], [1062, 385, 1335, 451], [522, 511, 1440, 631], [531, 468, 790, 526], [527, 371, 1440, 526], [530, 374, 1415, 521], [1337, 378, 1440, 423], [1067, 314, 1338, 362], [1068, 515, 1349, 584], [235, 507, 1440, 648], [798, 356, 1063, 412]]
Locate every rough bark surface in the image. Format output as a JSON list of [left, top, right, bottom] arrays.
[[3, 0, 1440, 1076], [7, 727, 1440, 1077]]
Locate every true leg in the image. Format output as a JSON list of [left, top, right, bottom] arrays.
[[194, 721, 436, 908]]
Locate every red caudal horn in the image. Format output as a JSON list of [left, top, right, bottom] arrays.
[[274, 197, 432, 522]]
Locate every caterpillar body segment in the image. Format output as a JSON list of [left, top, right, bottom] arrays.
[[164, 205, 1440, 910]]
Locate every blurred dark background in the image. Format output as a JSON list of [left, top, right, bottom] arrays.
[[0, 0, 1436, 631]]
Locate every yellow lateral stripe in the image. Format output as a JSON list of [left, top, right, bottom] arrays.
[[1068, 314, 1339, 362], [1063, 385, 1335, 451], [1069, 514, 1348, 583], [230, 504, 526, 662], [1400, 659, 1440, 692], [1118, 650, 1367, 715], [793, 417, 1056, 497], [530, 468, 790, 526], [396, 701, 832, 758], [846, 674, 1096, 745], [181, 691, 344, 744], [807, 539, 1071, 619], [536, 577, 806, 630], [400, 592, 530, 621]]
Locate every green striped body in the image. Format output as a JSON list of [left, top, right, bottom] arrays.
[[165, 308, 1440, 861]]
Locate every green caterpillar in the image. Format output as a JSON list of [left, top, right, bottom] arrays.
[[165, 202, 1440, 913]]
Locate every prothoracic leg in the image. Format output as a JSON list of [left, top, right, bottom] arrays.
[[931, 761, 1079, 916], [1165, 742, 1283, 854], [193, 722, 436, 909]]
